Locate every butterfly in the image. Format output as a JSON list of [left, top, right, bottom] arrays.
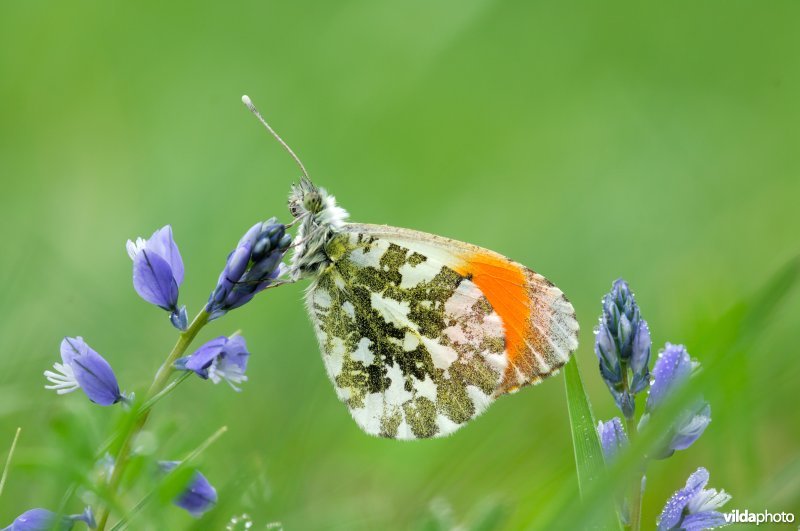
[[243, 96, 579, 440]]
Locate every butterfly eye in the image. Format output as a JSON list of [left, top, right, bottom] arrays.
[[303, 191, 323, 213]]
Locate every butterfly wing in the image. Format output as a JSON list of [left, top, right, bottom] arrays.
[[305, 223, 579, 439]]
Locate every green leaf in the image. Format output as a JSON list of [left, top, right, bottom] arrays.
[[562, 356, 624, 530], [564, 357, 605, 496]]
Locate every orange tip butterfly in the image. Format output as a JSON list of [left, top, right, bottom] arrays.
[[242, 95, 579, 439]]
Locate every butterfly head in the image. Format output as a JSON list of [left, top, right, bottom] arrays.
[[288, 177, 349, 226], [288, 177, 349, 279]]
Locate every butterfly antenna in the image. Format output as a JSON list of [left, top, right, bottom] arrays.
[[241, 95, 310, 181]]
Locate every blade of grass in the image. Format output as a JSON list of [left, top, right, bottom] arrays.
[[0, 427, 21, 497], [564, 357, 605, 495], [563, 356, 624, 530]]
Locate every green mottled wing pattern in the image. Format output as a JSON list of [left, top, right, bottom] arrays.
[[305, 227, 510, 439]]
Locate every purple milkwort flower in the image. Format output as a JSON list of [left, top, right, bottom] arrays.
[[667, 403, 712, 453], [159, 461, 217, 517], [640, 343, 711, 458], [174, 336, 250, 391], [597, 417, 628, 462], [2, 506, 95, 531], [657, 467, 731, 530], [44, 338, 123, 406], [646, 343, 697, 411], [127, 225, 188, 330], [595, 279, 651, 417], [205, 218, 291, 320]]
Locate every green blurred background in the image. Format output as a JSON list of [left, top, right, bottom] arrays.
[[1, 1, 799, 529]]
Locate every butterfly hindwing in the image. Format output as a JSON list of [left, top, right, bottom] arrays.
[[305, 223, 579, 439]]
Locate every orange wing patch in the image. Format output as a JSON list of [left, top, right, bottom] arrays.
[[454, 251, 568, 395]]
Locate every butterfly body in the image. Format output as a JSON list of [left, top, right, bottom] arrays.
[[288, 178, 579, 439]]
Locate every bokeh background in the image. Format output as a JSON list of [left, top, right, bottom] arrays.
[[1, 1, 799, 529]]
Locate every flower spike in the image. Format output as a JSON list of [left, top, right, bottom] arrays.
[[594, 279, 651, 417], [205, 218, 291, 320]]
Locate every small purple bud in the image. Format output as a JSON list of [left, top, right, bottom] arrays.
[[646, 343, 695, 412], [3, 506, 95, 531], [158, 462, 218, 518], [205, 219, 290, 320], [44, 338, 122, 406], [629, 320, 652, 394], [667, 402, 712, 454], [610, 388, 635, 419], [597, 418, 628, 462], [127, 225, 184, 314], [169, 306, 189, 331], [617, 313, 633, 360], [175, 336, 250, 391], [657, 468, 731, 531], [595, 324, 621, 385]]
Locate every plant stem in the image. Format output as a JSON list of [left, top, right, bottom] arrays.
[[625, 416, 644, 531], [95, 310, 210, 531], [0, 427, 21, 498], [620, 360, 644, 531]]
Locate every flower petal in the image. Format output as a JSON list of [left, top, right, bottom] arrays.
[[647, 343, 694, 412], [657, 468, 709, 530], [688, 486, 731, 514], [222, 336, 249, 373], [5, 506, 94, 531], [175, 470, 217, 517], [146, 226, 184, 285], [158, 461, 217, 518], [680, 511, 729, 530], [237, 222, 262, 248], [630, 320, 651, 393], [132, 250, 179, 311], [62, 337, 122, 406], [182, 337, 228, 378], [597, 417, 627, 462], [670, 403, 712, 451]]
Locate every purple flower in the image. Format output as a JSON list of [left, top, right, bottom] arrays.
[[657, 468, 731, 530], [127, 225, 187, 330], [646, 343, 696, 412], [175, 336, 250, 391], [669, 403, 712, 452], [641, 344, 710, 458], [595, 279, 651, 417], [630, 320, 651, 394], [159, 462, 217, 518], [205, 218, 291, 320], [2, 506, 95, 531], [597, 417, 628, 462], [44, 338, 123, 406]]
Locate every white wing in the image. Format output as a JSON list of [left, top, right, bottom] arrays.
[[305, 224, 578, 439]]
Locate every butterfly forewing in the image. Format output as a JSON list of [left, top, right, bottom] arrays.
[[305, 223, 579, 439]]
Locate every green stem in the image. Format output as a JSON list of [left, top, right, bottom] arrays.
[[620, 360, 644, 531], [0, 427, 21, 498], [625, 416, 644, 531], [95, 310, 210, 531]]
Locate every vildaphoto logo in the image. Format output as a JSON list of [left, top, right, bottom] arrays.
[[724, 509, 795, 525]]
